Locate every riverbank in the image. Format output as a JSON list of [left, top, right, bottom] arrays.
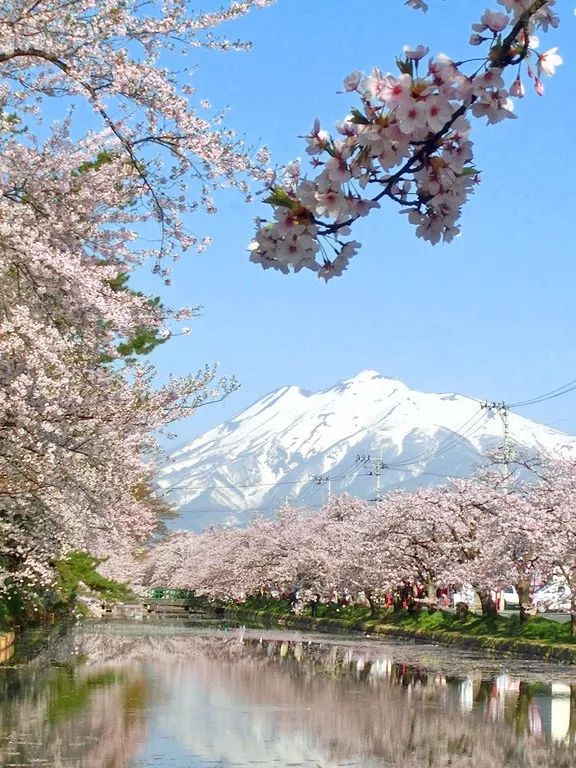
[[217, 599, 576, 663]]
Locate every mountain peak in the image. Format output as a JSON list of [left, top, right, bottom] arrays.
[[160, 373, 576, 531], [341, 369, 394, 385], [347, 369, 382, 381]]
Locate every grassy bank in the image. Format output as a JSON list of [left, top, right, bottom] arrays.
[[217, 597, 576, 663]]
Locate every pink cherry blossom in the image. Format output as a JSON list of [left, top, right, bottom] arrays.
[[537, 47, 563, 77], [403, 44, 430, 61], [476, 10, 510, 33], [510, 77, 526, 98], [142, 447, 576, 632]]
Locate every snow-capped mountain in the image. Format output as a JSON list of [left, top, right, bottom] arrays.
[[159, 370, 576, 531]]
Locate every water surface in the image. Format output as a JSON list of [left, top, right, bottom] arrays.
[[1, 619, 576, 767]]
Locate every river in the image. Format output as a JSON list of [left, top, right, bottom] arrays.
[[1, 618, 576, 767]]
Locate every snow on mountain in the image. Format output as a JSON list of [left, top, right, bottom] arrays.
[[159, 370, 576, 531]]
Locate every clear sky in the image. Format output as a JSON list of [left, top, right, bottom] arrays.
[[135, 0, 576, 448]]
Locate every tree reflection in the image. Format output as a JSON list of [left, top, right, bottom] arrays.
[[2, 625, 576, 768], [0, 656, 148, 767]]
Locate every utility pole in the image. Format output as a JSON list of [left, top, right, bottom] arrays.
[[480, 400, 514, 613], [313, 474, 332, 504], [481, 400, 513, 480], [358, 451, 387, 502]]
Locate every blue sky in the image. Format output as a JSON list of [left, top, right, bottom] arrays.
[[136, 0, 576, 446]]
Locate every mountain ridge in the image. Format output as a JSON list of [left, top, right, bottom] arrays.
[[159, 371, 576, 531]]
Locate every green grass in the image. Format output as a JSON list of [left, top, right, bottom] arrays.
[[234, 596, 375, 624], [222, 597, 576, 651], [237, 595, 295, 616], [387, 609, 576, 645]]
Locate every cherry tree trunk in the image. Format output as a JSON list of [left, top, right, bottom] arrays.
[[516, 581, 531, 624], [426, 578, 438, 612], [366, 590, 377, 617], [310, 595, 321, 617], [569, 686, 576, 744], [478, 590, 498, 620]]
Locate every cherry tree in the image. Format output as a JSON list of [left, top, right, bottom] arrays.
[[427, 476, 511, 617], [249, 0, 561, 278], [142, 506, 340, 606], [490, 487, 552, 621], [0, 0, 271, 597], [145, 525, 249, 601], [216, 508, 336, 605], [527, 457, 576, 634], [318, 495, 387, 610], [1, 0, 567, 611], [253, 508, 337, 604]]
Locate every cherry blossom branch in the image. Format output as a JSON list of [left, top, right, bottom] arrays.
[[249, 0, 560, 280]]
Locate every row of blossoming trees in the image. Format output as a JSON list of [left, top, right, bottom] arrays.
[[143, 456, 576, 632]]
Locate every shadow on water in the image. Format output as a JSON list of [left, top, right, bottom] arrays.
[[2, 618, 576, 766]]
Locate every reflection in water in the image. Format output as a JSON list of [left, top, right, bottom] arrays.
[[1, 622, 576, 767], [0, 651, 148, 767]]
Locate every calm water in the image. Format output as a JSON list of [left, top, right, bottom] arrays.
[[2, 619, 576, 767]]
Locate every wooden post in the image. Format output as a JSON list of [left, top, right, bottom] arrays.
[[0, 632, 15, 663]]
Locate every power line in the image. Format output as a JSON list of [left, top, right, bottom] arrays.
[[174, 470, 373, 515], [162, 476, 316, 494], [509, 377, 576, 409], [173, 465, 476, 514], [389, 409, 487, 467], [335, 455, 367, 477], [168, 380, 576, 515], [546, 415, 576, 427], [291, 480, 321, 506], [173, 503, 325, 515], [166, 412, 489, 513], [163, 456, 366, 497], [374, 466, 472, 480], [383, 407, 489, 469], [171, 462, 481, 517]]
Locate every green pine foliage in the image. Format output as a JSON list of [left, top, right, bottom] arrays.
[[54, 551, 133, 603]]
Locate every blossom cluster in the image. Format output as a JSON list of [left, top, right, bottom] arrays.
[[250, 0, 561, 279]]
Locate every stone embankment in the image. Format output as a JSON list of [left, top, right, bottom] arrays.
[[105, 600, 200, 619], [219, 606, 576, 664]]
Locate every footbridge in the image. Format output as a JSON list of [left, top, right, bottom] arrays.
[[106, 587, 208, 619]]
